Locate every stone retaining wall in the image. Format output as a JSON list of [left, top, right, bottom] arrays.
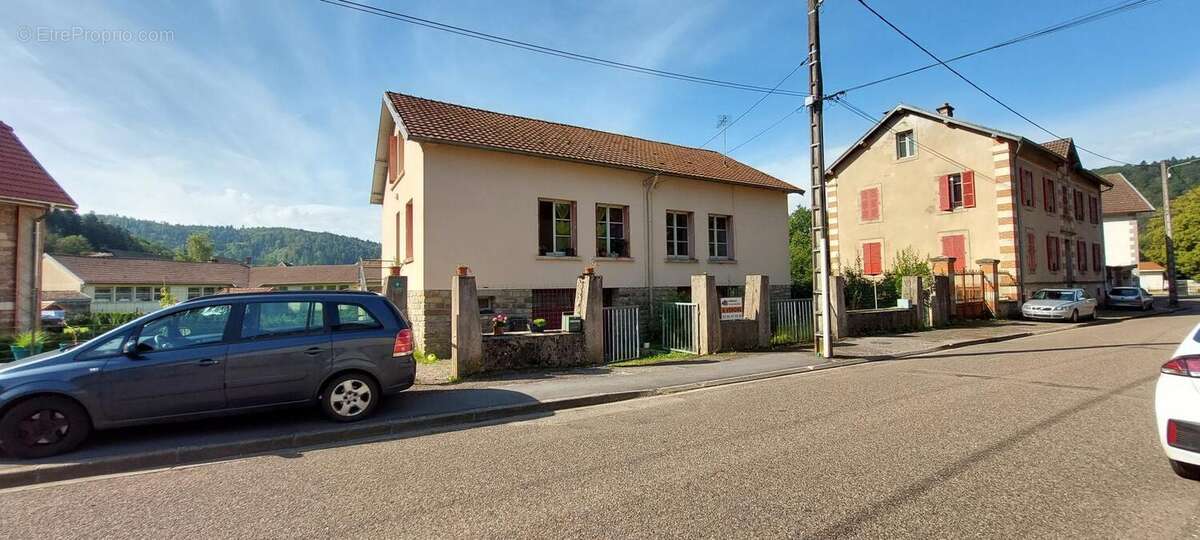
[[480, 331, 589, 372], [845, 306, 921, 336]]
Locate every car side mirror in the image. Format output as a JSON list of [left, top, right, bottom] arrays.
[[122, 340, 152, 357]]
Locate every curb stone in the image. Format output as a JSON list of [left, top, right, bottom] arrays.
[[0, 304, 1187, 490]]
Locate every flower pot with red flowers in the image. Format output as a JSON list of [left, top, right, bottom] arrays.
[[491, 313, 508, 336]]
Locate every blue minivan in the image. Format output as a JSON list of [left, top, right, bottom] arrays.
[[0, 291, 415, 458]]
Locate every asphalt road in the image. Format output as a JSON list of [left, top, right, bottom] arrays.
[[4, 306, 1199, 539]]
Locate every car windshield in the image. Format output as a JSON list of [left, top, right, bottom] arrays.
[[1111, 288, 1138, 296], [1032, 290, 1076, 301]]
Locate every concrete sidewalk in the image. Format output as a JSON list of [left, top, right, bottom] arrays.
[[0, 300, 1189, 489]]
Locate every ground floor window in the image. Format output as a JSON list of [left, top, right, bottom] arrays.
[[596, 204, 628, 258], [538, 199, 576, 256], [187, 286, 220, 299], [666, 211, 692, 258], [708, 215, 731, 259]]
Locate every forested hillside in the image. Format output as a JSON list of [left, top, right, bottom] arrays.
[[96, 215, 381, 265], [1094, 156, 1200, 208]]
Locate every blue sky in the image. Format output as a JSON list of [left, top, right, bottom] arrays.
[[2, 0, 1197, 241]]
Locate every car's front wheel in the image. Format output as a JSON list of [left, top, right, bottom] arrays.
[[320, 373, 381, 422], [0, 395, 92, 459], [1170, 459, 1200, 480], [1069, 310, 1079, 323]]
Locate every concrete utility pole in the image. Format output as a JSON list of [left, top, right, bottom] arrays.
[[807, 0, 833, 358], [1161, 160, 1178, 307]]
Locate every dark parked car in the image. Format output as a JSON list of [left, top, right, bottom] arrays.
[[0, 291, 415, 458], [1107, 287, 1155, 310]]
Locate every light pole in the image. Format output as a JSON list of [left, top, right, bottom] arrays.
[[1162, 158, 1199, 307]]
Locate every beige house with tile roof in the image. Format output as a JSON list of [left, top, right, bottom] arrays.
[[369, 92, 801, 356], [42, 254, 373, 314], [1099, 172, 1155, 287], [827, 103, 1112, 307]]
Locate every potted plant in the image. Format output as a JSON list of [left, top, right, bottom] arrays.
[[529, 318, 547, 333], [456, 265, 470, 276], [63, 325, 92, 345], [390, 257, 403, 276], [491, 313, 508, 336], [10, 331, 48, 360]]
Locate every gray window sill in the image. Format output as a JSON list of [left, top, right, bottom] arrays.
[[707, 258, 737, 264], [664, 257, 698, 264], [536, 256, 581, 261], [596, 257, 635, 262]]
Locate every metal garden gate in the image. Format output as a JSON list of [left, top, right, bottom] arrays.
[[770, 298, 814, 344], [603, 306, 640, 362], [661, 302, 699, 354]]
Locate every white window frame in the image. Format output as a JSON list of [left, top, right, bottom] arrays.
[[596, 204, 628, 258], [115, 286, 133, 302], [948, 173, 964, 209], [135, 286, 154, 302], [896, 130, 916, 159], [666, 211, 692, 259], [707, 214, 732, 259]]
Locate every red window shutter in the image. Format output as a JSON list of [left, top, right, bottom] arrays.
[[1027, 232, 1037, 271], [941, 235, 966, 272], [1042, 178, 1051, 211], [938, 175, 951, 211], [1080, 240, 1089, 274], [962, 170, 976, 208], [1046, 236, 1055, 271], [860, 188, 879, 221], [404, 200, 414, 260], [1018, 169, 1027, 206], [863, 242, 882, 275], [1092, 243, 1101, 271]]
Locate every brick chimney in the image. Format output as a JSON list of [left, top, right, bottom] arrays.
[[936, 102, 955, 117]]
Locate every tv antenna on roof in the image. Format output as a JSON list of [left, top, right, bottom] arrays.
[[716, 114, 730, 162]]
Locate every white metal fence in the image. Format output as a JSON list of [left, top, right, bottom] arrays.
[[771, 298, 814, 344], [661, 302, 700, 354], [603, 306, 641, 362]]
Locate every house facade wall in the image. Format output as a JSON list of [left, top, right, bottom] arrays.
[[1103, 215, 1139, 267], [1011, 150, 1106, 300], [828, 113, 1001, 276], [379, 139, 792, 356], [1, 203, 48, 335]]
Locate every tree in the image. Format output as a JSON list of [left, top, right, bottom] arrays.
[[788, 206, 813, 297], [179, 233, 215, 262], [158, 284, 177, 307], [53, 234, 93, 255], [1141, 184, 1200, 279]]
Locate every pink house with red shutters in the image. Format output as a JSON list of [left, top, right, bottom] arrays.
[[826, 103, 1111, 303]]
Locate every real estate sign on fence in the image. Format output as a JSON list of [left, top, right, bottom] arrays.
[[719, 297, 743, 321]]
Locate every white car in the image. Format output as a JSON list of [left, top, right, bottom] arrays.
[[1156, 321, 1200, 480], [1020, 288, 1098, 322]]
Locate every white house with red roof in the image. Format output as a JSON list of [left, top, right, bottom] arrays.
[[1099, 172, 1155, 287], [368, 93, 801, 356], [0, 121, 77, 335]]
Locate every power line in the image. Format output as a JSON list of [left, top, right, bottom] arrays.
[[829, 0, 1160, 97], [699, 61, 808, 150], [316, 0, 810, 98], [726, 106, 804, 155], [854, 0, 1134, 167]]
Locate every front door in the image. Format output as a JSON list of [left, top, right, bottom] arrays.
[[225, 301, 330, 407], [102, 304, 233, 421]]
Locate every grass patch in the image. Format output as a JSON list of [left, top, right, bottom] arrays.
[[609, 349, 700, 367]]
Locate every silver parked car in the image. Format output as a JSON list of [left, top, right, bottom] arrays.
[[1021, 288, 1098, 322], [1107, 286, 1155, 310]]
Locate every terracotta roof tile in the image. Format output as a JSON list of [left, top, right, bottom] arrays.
[[0, 121, 76, 207], [1100, 172, 1155, 215], [248, 264, 360, 287], [386, 93, 801, 193], [1138, 261, 1164, 272], [50, 255, 249, 286], [1041, 138, 1072, 160]]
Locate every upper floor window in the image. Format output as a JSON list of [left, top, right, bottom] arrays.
[[938, 171, 975, 210], [596, 204, 629, 258], [1073, 189, 1085, 221], [708, 215, 732, 259], [1043, 177, 1056, 213], [859, 187, 880, 222], [666, 211, 692, 258], [895, 130, 916, 159], [538, 199, 576, 257], [1018, 168, 1036, 207]]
